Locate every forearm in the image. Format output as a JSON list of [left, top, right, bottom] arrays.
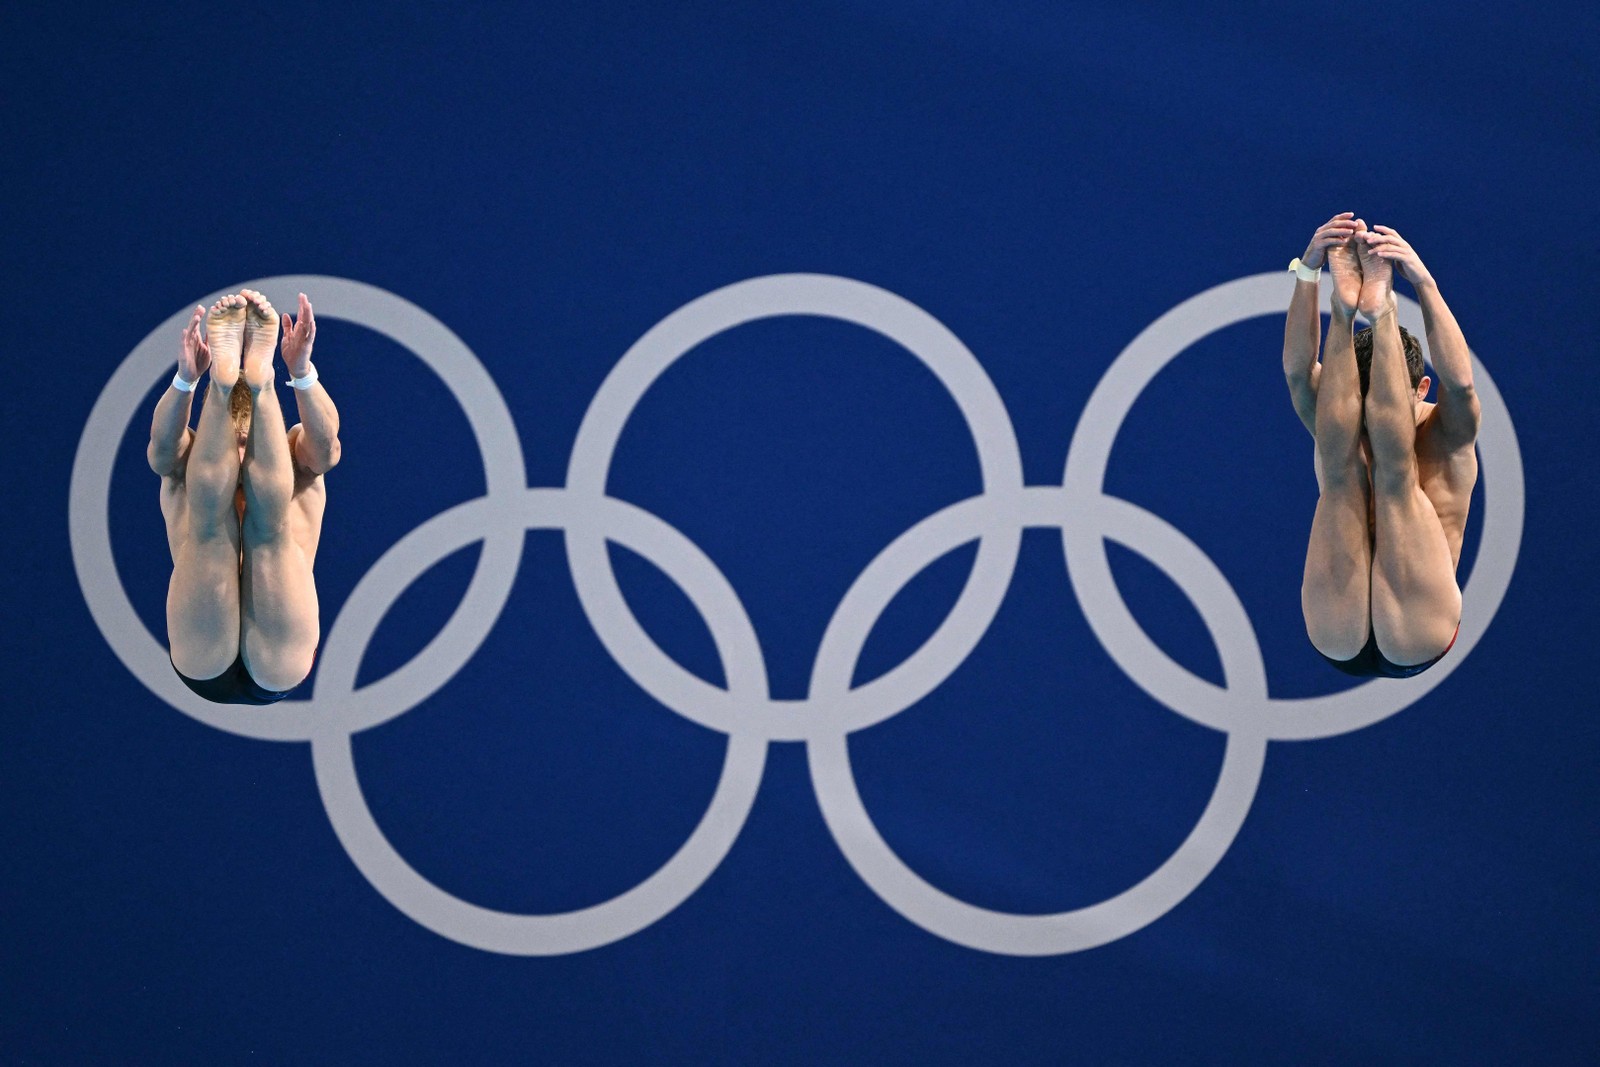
[[147, 382, 193, 473], [292, 383, 341, 470], [1282, 278, 1321, 383], [1282, 278, 1322, 431], [1414, 280, 1474, 394]]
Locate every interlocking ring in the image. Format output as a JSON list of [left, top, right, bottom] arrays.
[[71, 272, 1523, 955]]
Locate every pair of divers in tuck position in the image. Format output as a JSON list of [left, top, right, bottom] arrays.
[[149, 229, 1477, 702], [1284, 214, 1479, 677]]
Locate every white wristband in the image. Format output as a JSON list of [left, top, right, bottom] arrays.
[[287, 363, 319, 391], [172, 371, 198, 393], [1289, 257, 1321, 282]]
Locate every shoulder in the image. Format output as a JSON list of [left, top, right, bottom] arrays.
[[1417, 395, 1480, 457]]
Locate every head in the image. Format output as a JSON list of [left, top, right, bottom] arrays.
[[229, 383, 253, 446], [1352, 325, 1429, 403]]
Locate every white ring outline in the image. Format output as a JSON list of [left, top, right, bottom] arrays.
[[68, 275, 527, 742], [1062, 274, 1524, 739], [565, 273, 1025, 741], [309, 491, 769, 955], [807, 487, 1268, 954], [71, 271, 1523, 956]]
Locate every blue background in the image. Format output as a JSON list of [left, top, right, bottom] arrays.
[[4, 1, 1596, 1062]]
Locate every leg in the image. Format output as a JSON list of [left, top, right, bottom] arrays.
[[238, 293, 319, 692], [1301, 308, 1373, 660], [167, 297, 247, 679], [1360, 295, 1461, 664]]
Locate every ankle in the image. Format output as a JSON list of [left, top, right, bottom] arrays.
[[1359, 292, 1395, 322]]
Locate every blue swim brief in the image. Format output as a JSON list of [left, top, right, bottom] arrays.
[[1319, 624, 1460, 680]]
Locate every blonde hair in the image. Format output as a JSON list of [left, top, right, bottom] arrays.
[[229, 382, 253, 437]]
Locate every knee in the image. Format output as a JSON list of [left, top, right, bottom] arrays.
[[1316, 390, 1363, 431], [1317, 458, 1366, 493], [1363, 405, 1414, 455], [184, 460, 238, 514], [1369, 456, 1417, 500], [244, 483, 293, 532], [242, 510, 289, 545]]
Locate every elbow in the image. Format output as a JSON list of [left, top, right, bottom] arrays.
[[312, 438, 342, 475], [146, 441, 174, 476], [1439, 379, 1478, 405]]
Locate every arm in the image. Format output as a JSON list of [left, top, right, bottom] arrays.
[[1284, 213, 1359, 435], [281, 292, 342, 474], [147, 305, 208, 476], [1364, 226, 1481, 446]]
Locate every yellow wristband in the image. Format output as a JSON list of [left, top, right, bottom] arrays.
[[1289, 258, 1321, 282]]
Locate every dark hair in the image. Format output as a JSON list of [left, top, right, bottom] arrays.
[[1352, 325, 1425, 396]]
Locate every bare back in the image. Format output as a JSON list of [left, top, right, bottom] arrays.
[[1413, 402, 1478, 568]]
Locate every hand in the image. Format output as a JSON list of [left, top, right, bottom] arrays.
[[1301, 211, 1359, 270], [179, 305, 211, 383], [1361, 225, 1434, 289], [280, 292, 316, 376]]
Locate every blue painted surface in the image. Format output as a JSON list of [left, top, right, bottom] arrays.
[[4, 1, 1596, 1062]]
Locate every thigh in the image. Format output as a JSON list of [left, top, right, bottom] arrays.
[[1301, 477, 1374, 661], [167, 504, 242, 680], [1370, 486, 1461, 666], [239, 531, 320, 693]]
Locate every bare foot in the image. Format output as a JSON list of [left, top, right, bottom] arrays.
[[1325, 226, 1363, 315], [1356, 227, 1395, 320], [205, 293, 247, 390], [241, 289, 280, 391]]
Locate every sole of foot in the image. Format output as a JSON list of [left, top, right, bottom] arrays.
[[1356, 236, 1394, 319], [241, 289, 280, 391], [1326, 239, 1363, 313], [206, 294, 248, 390]]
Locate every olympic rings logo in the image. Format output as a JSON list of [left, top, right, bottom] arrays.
[[71, 273, 1524, 956]]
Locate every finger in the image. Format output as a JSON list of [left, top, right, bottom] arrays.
[[301, 294, 315, 330], [1328, 211, 1355, 221], [1373, 224, 1401, 236]]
